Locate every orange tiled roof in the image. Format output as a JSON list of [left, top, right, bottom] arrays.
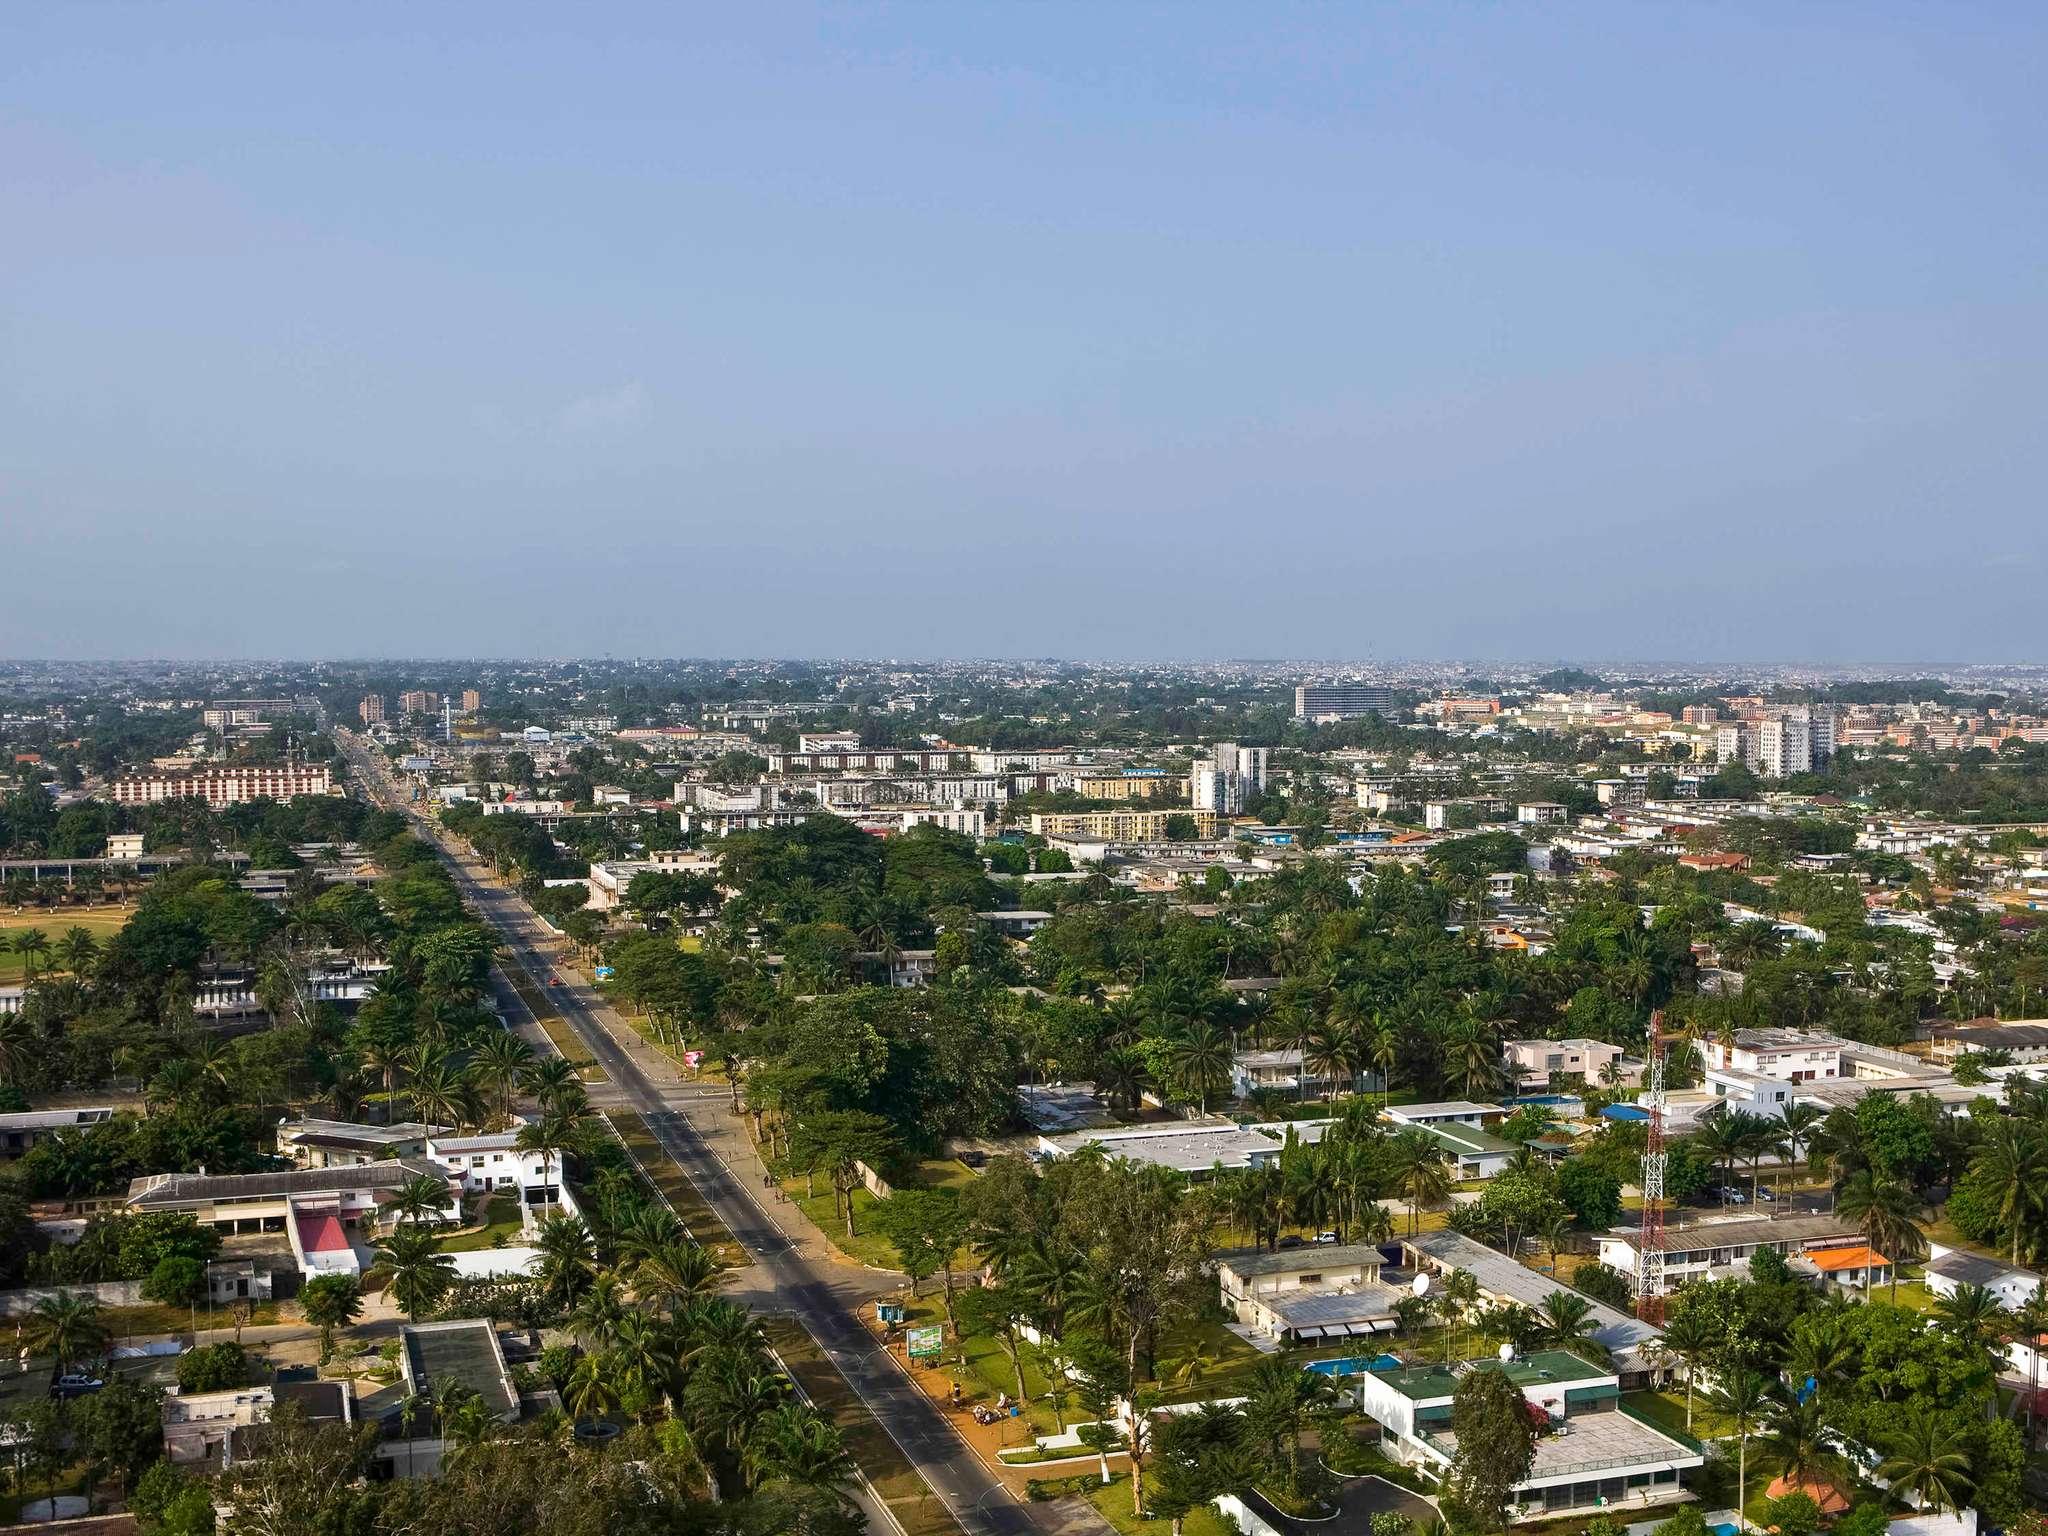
[[1808, 1244, 1888, 1273]]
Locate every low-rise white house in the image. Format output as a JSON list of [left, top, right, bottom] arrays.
[[1217, 1244, 1405, 1344], [1924, 1244, 2042, 1311], [1354, 1351, 1702, 1521]]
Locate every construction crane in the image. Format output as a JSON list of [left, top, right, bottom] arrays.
[[1635, 1008, 1670, 1324]]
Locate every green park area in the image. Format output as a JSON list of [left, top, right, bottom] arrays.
[[0, 906, 135, 982]]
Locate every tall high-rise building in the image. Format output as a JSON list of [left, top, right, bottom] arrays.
[[358, 695, 385, 725], [399, 690, 439, 716], [460, 689, 482, 713], [1189, 741, 1270, 815], [1294, 683, 1397, 720], [1716, 707, 1834, 779]]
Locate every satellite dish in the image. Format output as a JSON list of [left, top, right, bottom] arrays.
[[1499, 1343, 1516, 1362], [1411, 1273, 1431, 1298]]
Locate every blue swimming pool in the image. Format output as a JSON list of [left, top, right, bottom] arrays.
[[1307, 1354, 1403, 1377], [1505, 1094, 1580, 1107], [1710, 1523, 1741, 1536]]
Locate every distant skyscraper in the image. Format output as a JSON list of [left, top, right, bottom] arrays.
[[358, 695, 385, 725], [461, 689, 482, 713]]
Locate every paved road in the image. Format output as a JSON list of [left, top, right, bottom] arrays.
[[340, 735, 1040, 1536]]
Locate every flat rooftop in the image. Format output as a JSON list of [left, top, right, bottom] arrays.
[[1379, 1351, 1610, 1401], [400, 1321, 518, 1423], [1044, 1123, 1278, 1173], [1263, 1285, 1407, 1333], [1433, 1407, 1697, 1478], [1386, 1101, 1502, 1120], [1221, 1243, 1387, 1279]]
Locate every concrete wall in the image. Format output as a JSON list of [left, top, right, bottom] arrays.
[[0, 1280, 147, 1316]]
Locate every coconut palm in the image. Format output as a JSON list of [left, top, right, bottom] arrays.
[[1534, 1291, 1608, 1365], [1932, 1281, 2006, 1354], [26, 1292, 110, 1375], [374, 1225, 456, 1322], [515, 1109, 581, 1214], [1876, 1406, 1976, 1515], [746, 1404, 858, 1508], [1657, 1308, 1718, 1431], [1833, 1171, 1926, 1300], [1242, 1358, 1336, 1501], [1970, 1118, 2046, 1266], [533, 1212, 599, 1308], [1391, 1129, 1453, 1238], [56, 926, 99, 977], [1711, 1369, 1776, 1514], [631, 1239, 718, 1315], [1167, 1020, 1234, 1113], [469, 1031, 534, 1126], [1761, 1392, 1844, 1493], [564, 1352, 620, 1428], [10, 928, 51, 982], [390, 1172, 454, 1228]]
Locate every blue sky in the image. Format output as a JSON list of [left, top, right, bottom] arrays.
[[4, 3, 2044, 661]]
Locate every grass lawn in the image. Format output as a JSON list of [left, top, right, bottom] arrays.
[[1084, 1472, 1237, 1536], [764, 1317, 965, 1536], [1622, 1388, 1735, 1441], [0, 905, 135, 981], [1881, 1280, 1938, 1312], [440, 1194, 526, 1252], [502, 965, 607, 1081], [779, 1157, 978, 1272], [598, 1109, 746, 1264], [101, 1300, 283, 1338]]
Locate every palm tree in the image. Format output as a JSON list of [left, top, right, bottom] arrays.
[[524, 1055, 582, 1113], [1834, 1171, 1926, 1300], [515, 1110, 580, 1214], [25, 1292, 110, 1376], [1761, 1392, 1842, 1494], [374, 1225, 456, 1322], [1168, 1020, 1234, 1113], [1932, 1281, 2006, 1354], [1711, 1369, 1775, 1514], [1534, 1291, 1607, 1365], [56, 926, 99, 977], [534, 1213, 599, 1308], [1876, 1406, 1976, 1515], [746, 1404, 859, 1509], [1657, 1309, 1717, 1431], [1970, 1118, 2045, 1265], [632, 1240, 718, 1316], [391, 1173, 453, 1228], [1242, 1358, 1336, 1502], [1783, 1315, 1855, 1404], [1391, 1129, 1452, 1238], [10, 927, 52, 982], [568, 1270, 630, 1350], [469, 1031, 534, 1127], [565, 1352, 620, 1427]]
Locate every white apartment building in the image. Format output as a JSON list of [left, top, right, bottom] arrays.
[[1191, 742, 1268, 815]]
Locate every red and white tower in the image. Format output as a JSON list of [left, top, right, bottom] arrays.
[[1635, 1009, 1669, 1325]]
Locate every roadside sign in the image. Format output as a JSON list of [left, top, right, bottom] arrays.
[[594, 965, 615, 980], [682, 1050, 704, 1071], [876, 1303, 907, 1325], [906, 1325, 944, 1360]]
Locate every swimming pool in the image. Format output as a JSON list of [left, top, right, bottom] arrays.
[[1505, 1094, 1580, 1107], [1307, 1354, 1403, 1377], [1710, 1523, 1741, 1536]]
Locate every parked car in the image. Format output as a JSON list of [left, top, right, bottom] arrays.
[[1314, 1231, 1339, 1245], [1718, 1187, 1750, 1205], [53, 1374, 104, 1397], [1756, 1186, 1777, 1202]]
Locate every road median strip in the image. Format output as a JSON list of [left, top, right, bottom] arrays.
[[764, 1316, 967, 1536], [598, 1108, 748, 1266]]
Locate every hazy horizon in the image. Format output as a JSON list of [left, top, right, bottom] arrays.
[[5, 4, 2045, 663]]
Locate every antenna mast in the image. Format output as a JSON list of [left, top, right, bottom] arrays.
[[1636, 1008, 1668, 1324]]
